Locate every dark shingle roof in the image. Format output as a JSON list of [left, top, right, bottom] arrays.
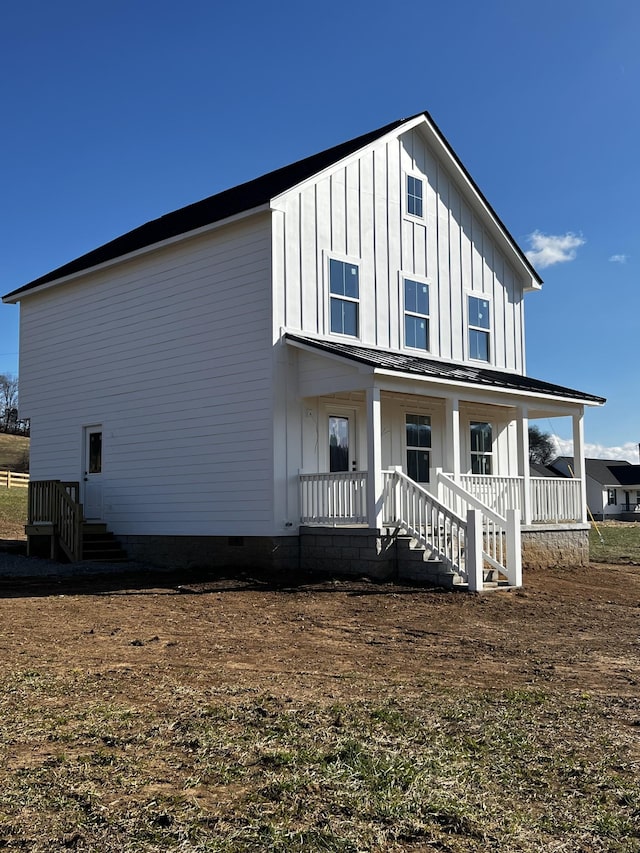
[[4, 109, 542, 300], [286, 334, 606, 404], [552, 457, 639, 485]]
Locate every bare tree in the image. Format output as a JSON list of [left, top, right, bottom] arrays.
[[0, 374, 19, 420], [529, 425, 557, 466]]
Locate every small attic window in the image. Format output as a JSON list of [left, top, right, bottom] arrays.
[[407, 175, 423, 218]]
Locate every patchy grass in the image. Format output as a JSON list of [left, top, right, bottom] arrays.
[[590, 521, 640, 564], [0, 432, 29, 472], [0, 674, 638, 852], [0, 486, 28, 539]]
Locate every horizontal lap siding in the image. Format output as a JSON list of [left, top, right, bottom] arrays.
[[20, 215, 275, 536], [275, 128, 525, 373]]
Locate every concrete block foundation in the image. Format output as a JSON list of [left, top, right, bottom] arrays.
[[521, 525, 589, 570]]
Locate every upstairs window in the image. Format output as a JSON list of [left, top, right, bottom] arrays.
[[470, 421, 492, 475], [468, 295, 491, 362], [404, 278, 430, 351], [406, 175, 423, 218], [329, 259, 359, 337], [406, 414, 431, 483]]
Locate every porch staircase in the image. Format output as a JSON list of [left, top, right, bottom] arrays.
[[395, 534, 513, 591]]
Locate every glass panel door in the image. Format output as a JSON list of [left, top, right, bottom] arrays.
[[329, 415, 350, 472]]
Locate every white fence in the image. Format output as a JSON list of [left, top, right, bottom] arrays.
[[0, 470, 29, 489]]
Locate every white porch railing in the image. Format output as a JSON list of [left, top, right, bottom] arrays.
[[530, 477, 582, 523], [457, 474, 582, 524], [299, 471, 367, 524]]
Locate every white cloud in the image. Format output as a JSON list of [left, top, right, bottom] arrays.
[[525, 231, 585, 269], [551, 436, 640, 464], [609, 254, 628, 264]]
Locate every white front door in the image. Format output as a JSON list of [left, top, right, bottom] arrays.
[[83, 425, 103, 519]]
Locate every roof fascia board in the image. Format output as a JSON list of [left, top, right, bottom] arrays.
[[3, 203, 271, 304], [269, 116, 426, 209], [372, 367, 599, 407], [412, 118, 542, 291]]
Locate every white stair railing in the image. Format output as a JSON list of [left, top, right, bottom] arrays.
[[436, 470, 522, 588], [382, 468, 470, 583]]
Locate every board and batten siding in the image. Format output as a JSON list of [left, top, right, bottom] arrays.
[[19, 214, 276, 537], [272, 127, 526, 373]]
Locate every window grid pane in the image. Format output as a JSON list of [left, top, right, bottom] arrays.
[[406, 414, 431, 482], [407, 176, 423, 218], [470, 422, 492, 475], [330, 297, 358, 337], [329, 259, 359, 337], [468, 296, 491, 362], [404, 279, 430, 351]]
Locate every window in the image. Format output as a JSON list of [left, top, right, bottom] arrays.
[[404, 278, 430, 350], [406, 175, 423, 218], [470, 421, 492, 475], [607, 488, 617, 506], [468, 295, 491, 362], [330, 259, 359, 337], [88, 431, 102, 474], [406, 414, 431, 482]]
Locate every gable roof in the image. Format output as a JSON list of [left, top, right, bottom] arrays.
[[3, 110, 542, 302], [286, 334, 606, 405], [552, 457, 640, 485]]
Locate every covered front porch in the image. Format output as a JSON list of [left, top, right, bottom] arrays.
[[287, 334, 603, 588]]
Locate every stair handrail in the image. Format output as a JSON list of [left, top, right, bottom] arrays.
[[28, 480, 83, 561], [436, 470, 522, 588], [383, 467, 468, 580]]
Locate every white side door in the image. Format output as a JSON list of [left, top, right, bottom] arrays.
[[83, 425, 103, 519]]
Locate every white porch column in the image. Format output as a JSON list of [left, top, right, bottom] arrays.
[[572, 407, 587, 523], [444, 397, 461, 480], [516, 405, 532, 525], [366, 385, 383, 529]]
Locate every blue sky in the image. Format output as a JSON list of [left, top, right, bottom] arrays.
[[1, 0, 638, 459]]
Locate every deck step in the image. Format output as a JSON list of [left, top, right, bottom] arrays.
[[81, 526, 128, 562]]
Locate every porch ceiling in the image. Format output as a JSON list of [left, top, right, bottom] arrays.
[[286, 334, 606, 413]]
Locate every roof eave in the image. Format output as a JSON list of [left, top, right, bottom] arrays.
[[2, 203, 271, 303]]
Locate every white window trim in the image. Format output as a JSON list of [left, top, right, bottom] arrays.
[[400, 272, 432, 353], [404, 172, 426, 222], [325, 251, 362, 340], [466, 292, 492, 363]]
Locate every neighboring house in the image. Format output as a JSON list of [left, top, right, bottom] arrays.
[[2, 110, 606, 588], [551, 457, 640, 521]]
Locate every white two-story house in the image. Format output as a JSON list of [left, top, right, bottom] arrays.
[[3, 110, 605, 588]]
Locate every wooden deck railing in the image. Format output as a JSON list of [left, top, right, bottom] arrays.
[[0, 470, 29, 489], [28, 480, 83, 561]]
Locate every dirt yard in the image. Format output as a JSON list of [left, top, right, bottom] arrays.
[[1, 561, 639, 851], [1, 561, 638, 701]]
